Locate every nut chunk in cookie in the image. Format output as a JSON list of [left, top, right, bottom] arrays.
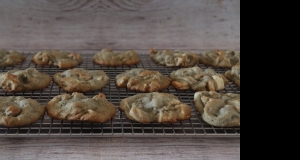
[[199, 50, 240, 68], [53, 68, 109, 92], [46, 92, 116, 123], [225, 62, 240, 87], [0, 68, 51, 92], [0, 49, 26, 67], [116, 68, 171, 92], [170, 66, 228, 91], [150, 49, 198, 67], [93, 49, 140, 66], [0, 96, 45, 127], [194, 91, 240, 127], [31, 50, 83, 69], [119, 92, 191, 123]]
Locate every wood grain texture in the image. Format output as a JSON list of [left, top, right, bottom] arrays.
[[0, 0, 240, 50], [0, 137, 240, 160]]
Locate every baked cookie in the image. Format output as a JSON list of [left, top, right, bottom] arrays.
[[115, 68, 171, 92], [0, 96, 45, 127], [225, 62, 240, 87], [46, 92, 116, 123], [150, 49, 198, 67], [199, 50, 240, 68], [119, 92, 191, 123], [93, 49, 140, 66], [31, 50, 83, 69], [194, 91, 240, 127], [170, 66, 229, 91], [0, 68, 51, 92], [53, 68, 109, 92], [0, 49, 26, 67]]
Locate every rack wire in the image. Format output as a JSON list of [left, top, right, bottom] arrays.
[[0, 51, 240, 137]]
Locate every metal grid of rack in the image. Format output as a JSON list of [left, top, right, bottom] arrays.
[[0, 51, 240, 137]]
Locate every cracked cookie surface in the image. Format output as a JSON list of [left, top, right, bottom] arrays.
[[116, 68, 171, 92], [46, 92, 116, 123], [0, 49, 26, 67], [150, 49, 198, 67], [0, 96, 45, 127], [31, 50, 83, 69], [119, 92, 191, 123], [93, 49, 140, 66], [0, 68, 50, 92], [194, 91, 240, 127], [53, 68, 109, 92], [170, 66, 228, 91]]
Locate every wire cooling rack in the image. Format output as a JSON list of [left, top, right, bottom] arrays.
[[0, 51, 240, 137]]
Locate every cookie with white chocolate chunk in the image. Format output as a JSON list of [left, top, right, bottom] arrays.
[[31, 50, 83, 69], [119, 92, 191, 123], [0, 68, 51, 92], [46, 92, 116, 123], [0, 49, 26, 67], [93, 49, 140, 66], [53, 68, 109, 92], [115, 68, 171, 92], [150, 49, 198, 67], [225, 62, 240, 87], [0, 96, 45, 127], [199, 50, 240, 68], [170, 66, 228, 91], [194, 91, 240, 127]]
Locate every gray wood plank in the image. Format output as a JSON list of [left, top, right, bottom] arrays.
[[0, 0, 240, 50], [0, 137, 240, 160]]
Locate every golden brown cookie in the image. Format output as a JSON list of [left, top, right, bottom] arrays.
[[170, 66, 228, 91], [46, 92, 116, 123], [199, 50, 240, 68], [119, 92, 191, 123], [150, 49, 198, 67], [225, 62, 240, 87], [0, 96, 45, 127], [194, 91, 240, 127], [115, 68, 171, 92], [31, 50, 83, 69], [0, 49, 26, 67], [0, 68, 51, 92], [93, 49, 140, 66], [53, 68, 110, 92]]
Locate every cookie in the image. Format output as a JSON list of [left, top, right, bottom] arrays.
[[150, 49, 198, 67], [93, 49, 140, 66], [0, 68, 51, 92], [199, 50, 240, 68], [0, 49, 26, 67], [115, 68, 171, 92], [31, 50, 83, 69], [225, 62, 240, 87], [0, 96, 45, 127], [46, 92, 116, 123], [53, 68, 109, 92], [119, 92, 191, 123], [170, 66, 229, 91], [194, 91, 240, 127]]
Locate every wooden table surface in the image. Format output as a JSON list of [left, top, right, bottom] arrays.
[[1, 137, 240, 160], [0, 0, 240, 159], [0, 0, 240, 50]]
